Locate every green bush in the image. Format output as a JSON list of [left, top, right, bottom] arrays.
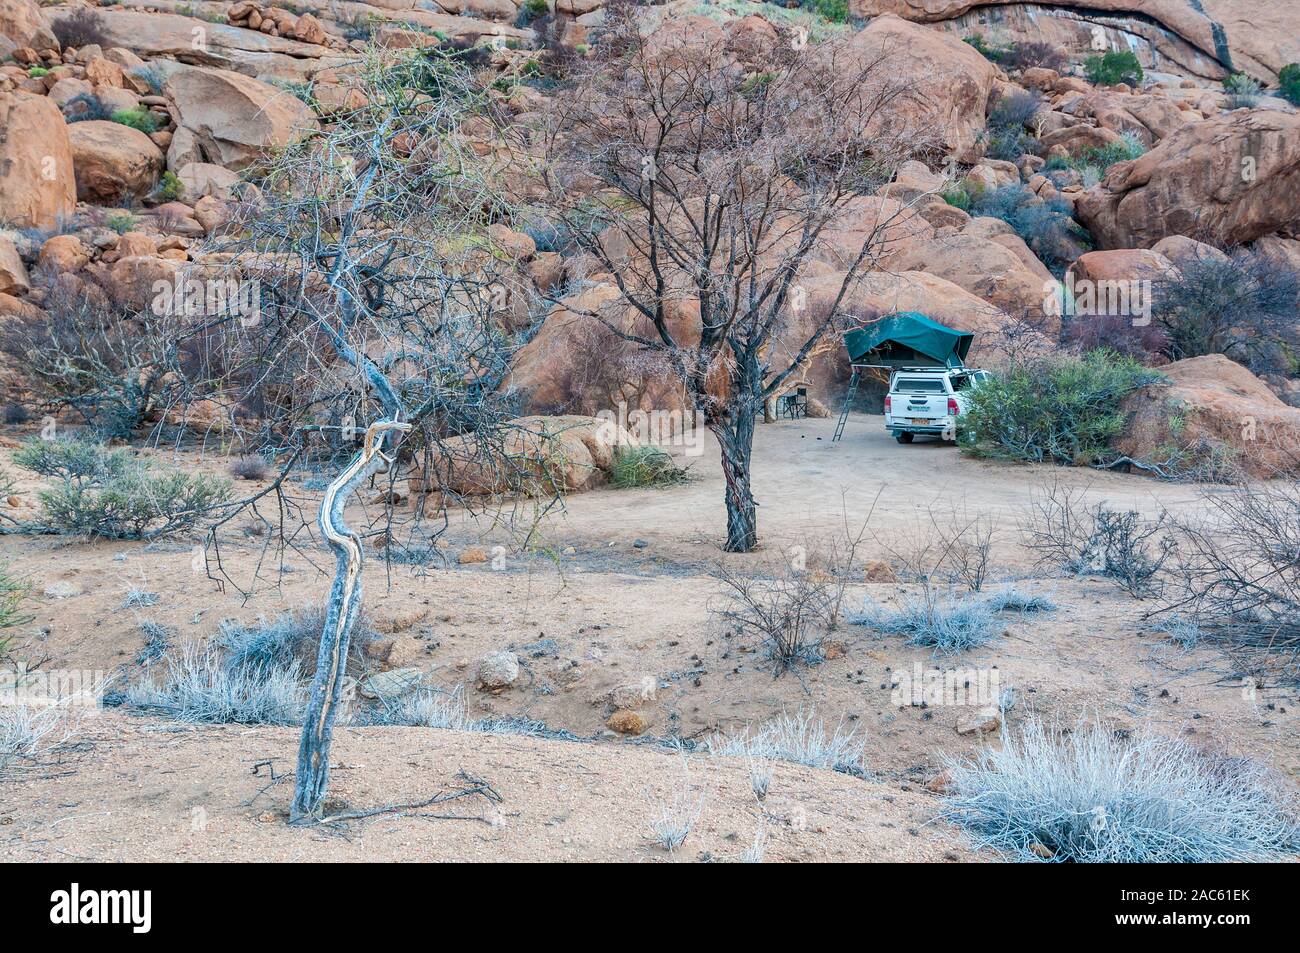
[[942, 184, 974, 211], [610, 446, 689, 488], [37, 468, 231, 540], [105, 211, 137, 234], [155, 170, 183, 203], [958, 351, 1163, 465], [17, 439, 231, 540], [802, 0, 848, 23], [1222, 72, 1263, 107], [0, 564, 31, 658], [515, 0, 548, 25], [13, 437, 131, 485], [1045, 132, 1146, 187], [1280, 64, 1300, 106], [1085, 50, 1143, 87], [27, 66, 49, 78], [110, 107, 158, 134]]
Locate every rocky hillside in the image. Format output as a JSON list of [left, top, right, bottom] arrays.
[[1, 0, 1298, 473]]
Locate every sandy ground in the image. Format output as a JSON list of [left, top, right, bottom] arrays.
[[0, 712, 975, 862], [1, 412, 1297, 861]]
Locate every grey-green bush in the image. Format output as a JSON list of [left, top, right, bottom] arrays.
[[942, 717, 1298, 862]]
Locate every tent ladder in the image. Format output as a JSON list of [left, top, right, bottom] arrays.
[[832, 369, 860, 442]]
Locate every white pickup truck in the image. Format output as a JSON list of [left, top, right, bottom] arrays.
[[884, 367, 989, 444]]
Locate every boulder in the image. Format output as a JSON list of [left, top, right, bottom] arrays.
[[477, 650, 520, 691], [847, 0, 1296, 84], [164, 65, 316, 171], [0, 93, 77, 229], [1038, 123, 1125, 156], [45, 8, 333, 78], [0, 236, 29, 296], [1066, 248, 1174, 286], [67, 120, 164, 202], [111, 231, 159, 260], [846, 14, 997, 164], [287, 11, 327, 45], [409, 414, 640, 498], [1151, 235, 1230, 266], [83, 55, 126, 89], [177, 161, 240, 200], [725, 13, 780, 64], [487, 222, 536, 260], [1075, 112, 1300, 249], [192, 194, 231, 234], [102, 254, 184, 310], [813, 195, 935, 270], [1115, 354, 1300, 479], [38, 234, 90, 273], [0, 0, 55, 59], [889, 232, 1059, 327]]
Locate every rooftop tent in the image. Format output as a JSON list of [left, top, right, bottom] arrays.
[[843, 312, 973, 369]]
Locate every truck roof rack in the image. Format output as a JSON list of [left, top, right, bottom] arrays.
[[848, 364, 972, 372]]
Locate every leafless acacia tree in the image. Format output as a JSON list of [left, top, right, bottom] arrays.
[[202, 47, 547, 821], [537, 18, 932, 551]]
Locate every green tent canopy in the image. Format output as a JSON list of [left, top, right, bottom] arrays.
[[843, 312, 973, 369]]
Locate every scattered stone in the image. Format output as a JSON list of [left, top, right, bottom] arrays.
[[924, 771, 952, 794], [42, 580, 81, 599], [606, 709, 647, 735], [956, 707, 1001, 736], [601, 676, 658, 710], [862, 560, 900, 584], [359, 667, 422, 701], [476, 650, 519, 690], [372, 605, 429, 634]]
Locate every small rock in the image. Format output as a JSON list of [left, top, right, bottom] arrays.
[[862, 560, 900, 584], [42, 580, 81, 599], [363, 638, 395, 665], [601, 676, 658, 709], [606, 709, 647, 735], [359, 667, 422, 701], [956, 707, 1002, 736], [477, 650, 519, 690], [924, 771, 952, 794], [372, 606, 429, 634], [632, 538, 648, 549]]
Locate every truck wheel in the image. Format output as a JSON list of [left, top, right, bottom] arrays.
[[895, 432, 914, 444]]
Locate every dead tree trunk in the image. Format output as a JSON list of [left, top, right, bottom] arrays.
[[290, 419, 410, 823]]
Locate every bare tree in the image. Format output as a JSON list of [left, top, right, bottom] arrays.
[[537, 19, 931, 551], [1160, 479, 1300, 682], [201, 47, 547, 821], [1154, 246, 1300, 373]]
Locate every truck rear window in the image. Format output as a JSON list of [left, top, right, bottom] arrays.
[[894, 378, 946, 394]]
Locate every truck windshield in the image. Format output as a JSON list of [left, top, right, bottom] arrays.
[[893, 378, 946, 394]]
